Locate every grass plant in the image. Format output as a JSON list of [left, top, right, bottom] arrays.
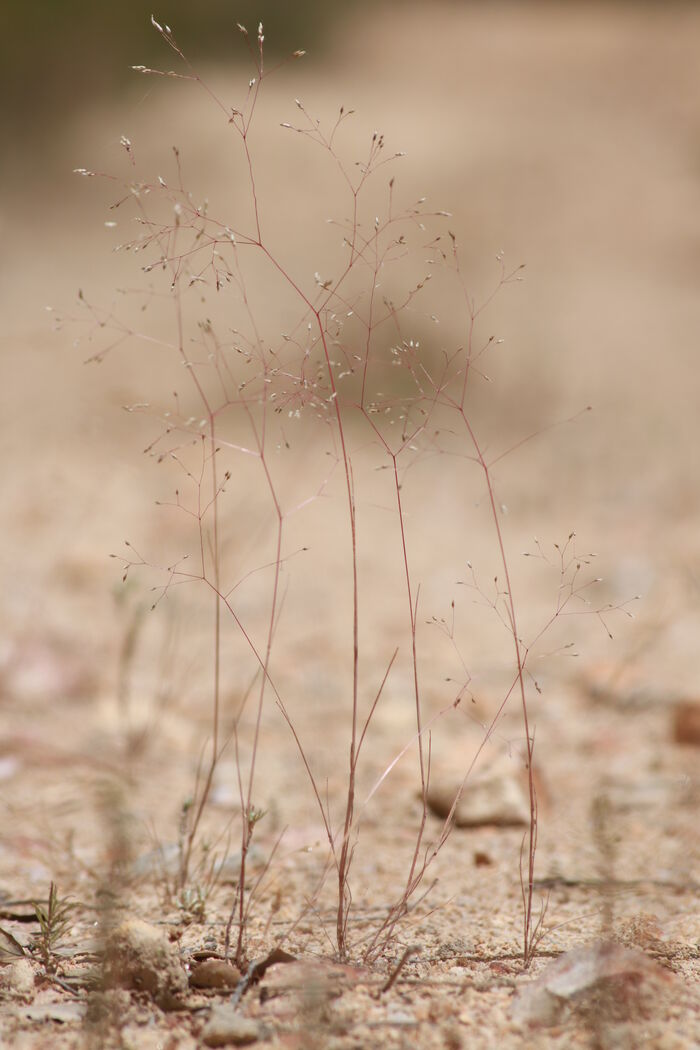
[[32, 882, 76, 975], [66, 16, 633, 971]]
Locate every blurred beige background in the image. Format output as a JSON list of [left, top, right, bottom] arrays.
[[4, 2, 699, 644]]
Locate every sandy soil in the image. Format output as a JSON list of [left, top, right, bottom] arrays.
[[1, 3, 699, 1047]]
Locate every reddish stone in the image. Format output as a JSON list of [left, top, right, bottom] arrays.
[[673, 701, 700, 746]]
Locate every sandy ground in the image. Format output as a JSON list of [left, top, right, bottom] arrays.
[[1, 3, 699, 1047]]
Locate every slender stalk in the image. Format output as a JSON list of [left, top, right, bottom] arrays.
[[457, 408, 536, 965]]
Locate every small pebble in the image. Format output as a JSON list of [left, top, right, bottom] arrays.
[[673, 701, 700, 746], [104, 918, 187, 1010], [190, 960, 241, 990], [428, 774, 529, 827], [202, 1005, 262, 1047]]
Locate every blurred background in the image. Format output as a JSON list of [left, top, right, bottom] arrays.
[[1, 1, 342, 163], [4, 0, 700, 467], [2, 0, 700, 702], [2, 1, 700, 893]]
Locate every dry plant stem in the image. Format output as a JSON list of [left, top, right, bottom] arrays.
[[453, 267, 537, 965], [332, 426, 359, 961], [380, 944, 421, 994], [174, 282, 222, 891], [232, 394, 285, 966], [463, 414, 537, 965], [233, 181, 362, 960], [376, 440, 430, 907]]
